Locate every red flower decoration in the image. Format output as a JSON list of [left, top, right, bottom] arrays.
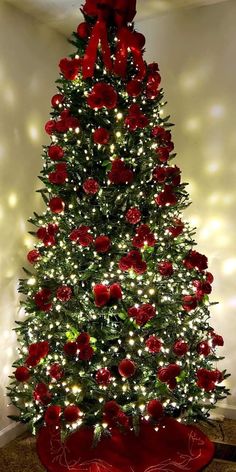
[[145, 335, 162, 354], [96, 368, 112, 386], [83, 178, 100, 195], [196, 368, 223, 392], [158, 261, 174, 277], [183, 250, 208, 272], [59, 57, 81, 80], [77, 332, 90, 349], [128, 303, 156, 327], [132, 224, 156, 249], [155, 146, 170, 163], [118, 359, 136, 378], [126, 80, 143, 97], [34, 383, 52, 405], [79, 345, 94, 361], [182, 295, 198, 312], [37, 223, 59, 247], [49, 197, 65, 214], [93, 284, 110, 307], [108, 158, 134, 185], [197, 341, 211, 357], [87, 82, 117, 109], [173, 340, 189, 357], [26, 341, 49, 367], [51, 94, 64, 108], [83, 0, 137, 26], [69, 226, 93, 247], [45, 120, 56, 135], [64, 405, 81, 423], [64, 341, 78, 357], [49, 163, 68, 185], [35, 288, 52, 312], [93, 128, 110, 145], [15, 366, 30, 382], [147, 400, 163, 420], [155, 185, 177, 207], [110, 283, 122, 300], [48, 145, 64, 161], [167, 218, 184, 238], [49, 363, 64, 380], [125, 104, 149, 131], [56, 286, 72, 302], [157, 364, 181, 390], [45, 405, 61, 426], [95, 235, 111, 253], [27, 249, 41, 264], [210, 332, 224, 348], [103, 401, 120, 420], [126, 207, 142, 224], [77, 22, 91, 39], [119, 250, 147, 275]]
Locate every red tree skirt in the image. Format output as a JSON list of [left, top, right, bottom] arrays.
[[37, 418, 214, 472]]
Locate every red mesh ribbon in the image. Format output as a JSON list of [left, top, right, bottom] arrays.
[[37, 417, 214, 472], [82, 0, 146, 80]]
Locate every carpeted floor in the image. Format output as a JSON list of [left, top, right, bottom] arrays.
[[0, 419, 236, 471]]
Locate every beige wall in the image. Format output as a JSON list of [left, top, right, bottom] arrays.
[[138, 0, 236, 413], [0, 2, 69, 434]]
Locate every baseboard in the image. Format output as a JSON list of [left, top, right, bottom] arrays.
[[0, 422, 27, 448]]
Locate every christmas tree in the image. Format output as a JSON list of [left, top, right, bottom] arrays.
[[9, 0, 229, 441]]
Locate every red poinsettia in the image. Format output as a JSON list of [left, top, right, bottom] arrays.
[[49, 363, 64, 380], [108, 158, 134, 185], [196, 368, 223, 392], [125, 104, 149, 131], [87, 82, 117, 109], [128, 304, 156, 327]]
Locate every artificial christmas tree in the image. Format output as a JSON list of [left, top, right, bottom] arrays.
[[8, 1, 229, 470]]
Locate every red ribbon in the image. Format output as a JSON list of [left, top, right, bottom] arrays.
[[83, 19, 113, 79], [113, 27, 146, 81]]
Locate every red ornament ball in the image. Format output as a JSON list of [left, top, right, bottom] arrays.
[[51, 93, 64, 108], [48, 145, 64, 161], [15, 366, 30, 382], [27, 249, 41, 264], [96, 368, 112, 386], [95, 235, 111, 253], [126, 207, 142, 224], [77, 22, 90, 39], [83, 178, 100, 195], [118, 359, 136, 378], [45, 120, 56, 135], [173, 340, 189, 357], [49, 197, 65, 214], [45, 405, 61, 426], [147, 399, 163, 420], [64, 405, 81, 423], [56, 285, 72, 302], [93, 127, 110, 145]]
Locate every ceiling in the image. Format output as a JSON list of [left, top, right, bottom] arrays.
[[5, 0, 230, 36]]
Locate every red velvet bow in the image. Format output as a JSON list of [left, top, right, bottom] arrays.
[[82, 0, 146, 80]]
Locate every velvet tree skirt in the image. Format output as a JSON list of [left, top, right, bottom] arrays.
[[37, 418, 214, 472]]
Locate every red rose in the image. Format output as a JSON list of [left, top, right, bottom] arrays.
[[45, 120, 56, 135], [125, 104, 149, 131], [133, 225, 156, 248], [103, 401, 120, 419], [211, 333, 224, 348], [35, 288, 52, 312], [126, 80, 143, 97], [15, 366, 30, 382], [87, 82, 117, 110], [64, 405, 81, 423], [206, 272, 214, 284], [49, 197, 65, 214], [197, 341, 211, 356], [49, 163, 68, 185], [93, 128, 110, 145], [59, 57, 81, 80], [56, 286, 72, 302], [34, 383, 52, 405], [196, 369, 216, 392], [95, 235, 111, 253], [118, 359, 136, 378], [183, 250, 208, 272], [158, 261, 174, 277], [145, 335, 162, 354], [128, 304, 156, 327], [51, 94, 64, 108], [147, 400, 163, 420], [45, 405, 61, 426], [83, 178, 100, 195], [158, 364, 181, 384], [27, 249, 41, 264], [173, 340, 189, 357], [63, 341, 78, 357], [79, 345, 94, 361], [93, 284, 110, 307], [166, 166, 181, 186], [110, 283, 122, 300], [77, 332, 90, 348], [37, 224, 58, 247], [133, 259, 147, 275], [70, 226, 93, 247], [119, 255, 133, 271], [182, 295, 198, 312], [96, 368, 112, 386], [167, 218, 184, 238], [27, 341, 49, 366], [155, 185, 177, 207], [77, 22, 90, 39], [108, 158, 134, 185], [48, 145, 64, 161], [155, 146, 170, 163], [152, 166, 167, 183], [49, 363, 64, 380], [126, 207, 142, 224]]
